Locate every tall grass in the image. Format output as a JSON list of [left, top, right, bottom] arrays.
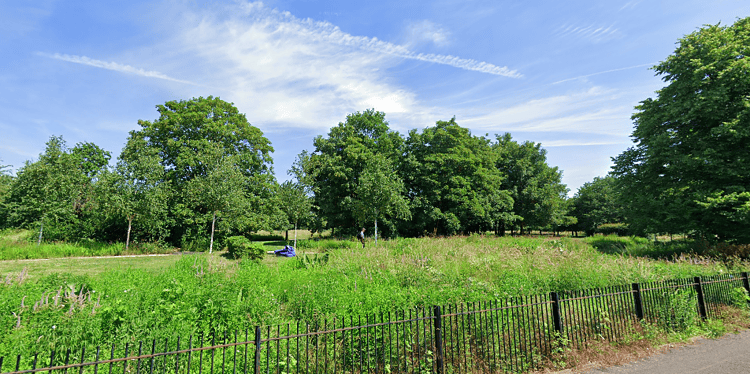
[[0, 230, 172, 260], [1, 234, 748, 359]]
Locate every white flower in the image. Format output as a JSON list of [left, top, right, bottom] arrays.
[[52, 325, 56, 330]]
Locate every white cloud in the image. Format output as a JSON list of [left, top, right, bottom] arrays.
[[404, 20, 451, 47], [552, 62, 656, 84], [37, 52, 198, 85], [155, 1, 520, 130], [460, 87, 633, 136], [554, 23, 621, 43], [619, 1, 642, 11], [539, 139, 630, 147], [210, 3, 520, 77]]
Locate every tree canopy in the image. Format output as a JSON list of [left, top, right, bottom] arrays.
[[493, 133, 567, 235], [121, 96, 280, 246], [571, 176, 622, 236], [612, 17, 750, 243], [400, 118, 512, 236], [304, 109, 405, 236]]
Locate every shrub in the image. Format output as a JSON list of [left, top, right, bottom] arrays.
[[596, 223, 629, 236], [248, 233, 285, 241], [653, 288, 698, 332], [181, 237, 210, 252], [225, 236, 265, 261]]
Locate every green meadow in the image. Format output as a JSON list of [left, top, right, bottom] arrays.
[[2, 233, 748, 358]]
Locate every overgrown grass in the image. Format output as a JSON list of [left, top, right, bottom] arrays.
[[0, 229, 173, 260], [1, 235, 749, 361]]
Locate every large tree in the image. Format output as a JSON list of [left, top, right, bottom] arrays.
[[121, 97, 279, 246], [493, 133, 568, 235], [352, 155, 410, 243], [4, 136, 109, 241], [572, 176, 623, 236], [102, 145, 171, 250], [400, 118, 512, 236], [612, 18, 750, 243], [277, 180, 313, 247], [304, 109, 405, 236]]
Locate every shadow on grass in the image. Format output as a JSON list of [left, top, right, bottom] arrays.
[[587, 236, 704, 260], [261, 240, 288, 248]]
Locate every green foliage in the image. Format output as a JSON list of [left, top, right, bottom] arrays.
[[494, 133, 568, 235], [0, 160, 13, 228], [294, 253, 330, 269], [4, 136, 110, 241], [305, 109, 405, 236], [596, 223, 629, 236], [277, 180, 314, 244], [101, 149, 171, 247], [352, 154, 410, 240], [612, 17, 750, 243], [653, 289, 698, 332], [248, 233, 285, 241], [0, 237, 169, 260], [730, 287, 750, 309], [225, 236, 264, 261], [400, 118, 513, 235], [1, 236, 748, 360], [122, 96, 281, 246], [294, 238, 358, 251], [572, 176, 623, 235]]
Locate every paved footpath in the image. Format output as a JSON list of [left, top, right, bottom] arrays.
[[582, 330, 750, 373]]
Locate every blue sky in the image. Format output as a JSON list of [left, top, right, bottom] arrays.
[[1, 0, 748, 195]]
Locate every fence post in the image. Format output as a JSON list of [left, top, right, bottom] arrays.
[[254, 326, 261, 374], [694, 277, 707, 320], [632, 283, 644, 320], [550, 292, 562, 334], [432, 305, 444, 374]]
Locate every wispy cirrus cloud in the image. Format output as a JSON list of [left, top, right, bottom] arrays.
[[404, 20, 451, 47], [553, 23, 620, 43], [152, 1, 519, 130], [552, 62, 656, 84], [230, 2, 521, 78], [37, 52, 198, 85], [461, 87, 633, 136], [619, 1, 642, 11], [541, 139, 630, 147]]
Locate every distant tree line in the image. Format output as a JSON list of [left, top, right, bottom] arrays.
[[0, 100, 575, 247], [1, 18, 748, 246]]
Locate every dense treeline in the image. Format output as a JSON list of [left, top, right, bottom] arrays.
[[0, 103, 574, 247], [2, 17, 749, 247]]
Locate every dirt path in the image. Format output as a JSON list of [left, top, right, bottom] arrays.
[[578, 330, 750, 373]]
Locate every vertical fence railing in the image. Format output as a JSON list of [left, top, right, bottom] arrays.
[[2, 272, 750, 374]]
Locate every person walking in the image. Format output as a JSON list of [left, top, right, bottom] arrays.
[[357, 228, 366, 248]]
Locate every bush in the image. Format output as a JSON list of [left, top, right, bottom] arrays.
[[248, 233, 285, 241], [225, 236, 265, 261], [181, 237, 210, 252], [596, 223, 629, 236]]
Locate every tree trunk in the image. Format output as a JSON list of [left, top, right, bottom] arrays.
[[37, 220, 44, 247], [294, 220, 298, 249], [285, 229, 289, 241], [209, 211, 216, 254], [126, 216, 133, 251], [374, 218, 378, 245]]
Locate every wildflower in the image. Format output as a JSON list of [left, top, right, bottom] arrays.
[[52, 325, 56, 330]]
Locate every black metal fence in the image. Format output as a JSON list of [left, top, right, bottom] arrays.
[[2, 272, 749, 374]]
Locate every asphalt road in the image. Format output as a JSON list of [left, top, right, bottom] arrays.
[[583, 330, 750, 373]]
